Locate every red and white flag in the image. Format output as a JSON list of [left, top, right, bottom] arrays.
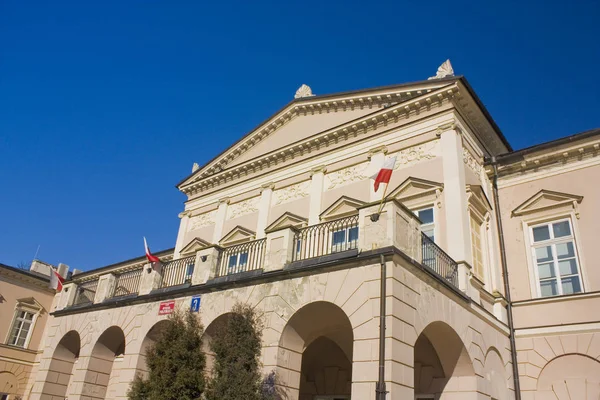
[[144, 237, 161, 263], [49, 268, 64, 292], [371, 155, 397, 192]]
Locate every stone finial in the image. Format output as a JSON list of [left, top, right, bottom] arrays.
[[192, 162, 200, 173], [428, 59, 455, 80], [294, 84, 314, 99]]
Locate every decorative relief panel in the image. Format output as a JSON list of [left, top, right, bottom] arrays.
[[188, 210, 217, 231], [325, 163, 369, 190], [393, 141, 438, 170], [227, 197, 259, 220], [273, 182, 310, 205], [463, 148, 483, 176]]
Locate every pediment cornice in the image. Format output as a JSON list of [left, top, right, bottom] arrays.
[[512, 189, 583, 217], [180, 82, 462, 196]]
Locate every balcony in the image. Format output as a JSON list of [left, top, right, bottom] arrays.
[[61, 199, 461, 311]]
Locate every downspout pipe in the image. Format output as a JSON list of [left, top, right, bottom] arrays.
[[488, 156, 522, 400], [375, 254, 387, 400]]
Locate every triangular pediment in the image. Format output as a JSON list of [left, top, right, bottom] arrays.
[[512, 190, 583, 217], [321, 196, 366, 220], [467, 185, 493, 216], [388, 177, 444, 202], [180, 237, 211, 255], [265, 212, 308, 233], [178, 79, 462, 191], [16, 297, 45, 312], [220, 226, 256, 246]]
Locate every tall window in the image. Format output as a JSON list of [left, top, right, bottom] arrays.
[[470, 214, 484, 280], [530, 219, 582, 297], [416, 207, 435, 241], [8, 310, 35, 348], [228, 251, 249, 274]]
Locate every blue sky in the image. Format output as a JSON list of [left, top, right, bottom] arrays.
[[1, 0, 598, 270]]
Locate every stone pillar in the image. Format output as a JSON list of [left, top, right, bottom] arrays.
[[263, 227, 297, 272], [368, 146, 387, 202], [138, 263, 162, 295], [212, 197, 230, 243], [256, 183, 274, 239], [308, 166, 326, 225], [94, 273, 116, 303], [174, 210, 191, 257], [192, 247, 221, 284], [439, 121, 473, 291], [57, 282, 77, 310]]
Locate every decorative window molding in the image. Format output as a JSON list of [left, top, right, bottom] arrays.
[[320, 196, 366, 221], [180, 237, 211, 256], [466, 185, 493, 283], [388, 177, 443, 209], [512, 190, 583, 219], [220, 226, 256, 246], [265, 212, 307, 233], [5, 297, 45, 349]]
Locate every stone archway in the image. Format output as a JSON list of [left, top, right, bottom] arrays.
[[277, 301, 353, 400], [83, 326, 126, 399], [135, 319, 172, 378], [414, 321, 476, 399], [202, 313, 232, 378], [39, 330, 80, 398], [0, 372, 19, 398], [536, 354, 600, 399]]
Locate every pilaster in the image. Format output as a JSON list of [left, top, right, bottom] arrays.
[[212, 197, 230, 243], [308, 166, 326, 225], [256, 183, 274, 239], [174, 211, 191, 257]]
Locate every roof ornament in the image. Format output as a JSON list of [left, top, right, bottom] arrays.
[[192, 163, 200, 172], [428, 59, 455, 80], [294, 84, 315, 99]]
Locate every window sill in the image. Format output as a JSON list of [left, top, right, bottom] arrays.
[[512, 290, 600, 306]]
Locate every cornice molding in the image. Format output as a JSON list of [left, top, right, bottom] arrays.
[[181, 85, 460, 196]]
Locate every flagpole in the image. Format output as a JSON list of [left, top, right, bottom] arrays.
[[376, 182, 391, 215]]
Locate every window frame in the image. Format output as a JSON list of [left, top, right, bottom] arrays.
[[5, 304, 40, 349], [528, 217, 584, 298], [331, 225, 359, 253], [414, 205, 436, 242], [227, 251, 249, 274]]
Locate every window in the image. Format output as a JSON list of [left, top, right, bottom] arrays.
[[530, 219, 582, 297], [8, 310, 35, 348], [331, 226, 358, 252], [470, 214, 484, 280], [185, 262, 195, 282], [227, 251, 249, 274], [416, 207, 435, 241]]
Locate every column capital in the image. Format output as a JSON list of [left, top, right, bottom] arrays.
[[367, 145, 388, 160], [436, 120, 461, 137], [178, 210, 191, 219], [310, 165, 327, 176], [218, 196, 231, 205], [260, 182, 275, 192]]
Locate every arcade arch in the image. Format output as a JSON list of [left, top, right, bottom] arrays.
[[39, 330, 80, 398]]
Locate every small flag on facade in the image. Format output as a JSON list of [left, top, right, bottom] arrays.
[[371, 155, 397, 192], [144, 237, 161, 263], [49, 268, 64, 292]]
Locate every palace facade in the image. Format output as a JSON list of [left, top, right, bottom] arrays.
[[21, 66, 600, 400]]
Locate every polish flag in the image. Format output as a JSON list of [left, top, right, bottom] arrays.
[[49, 269, 64, 292], [371, 155, 397, 192], [144, 237, 161, 263]]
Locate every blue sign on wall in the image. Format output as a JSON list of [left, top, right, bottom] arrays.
[[190, 295, 201, 313]]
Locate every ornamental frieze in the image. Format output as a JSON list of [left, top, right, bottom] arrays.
[[227, 198, 259, 220], [393, 141, 438, 170], [188, 210, 217, 231], [325, 163, 369, 190], [463, 148, 483, 176], [273, 182, 310, 205]]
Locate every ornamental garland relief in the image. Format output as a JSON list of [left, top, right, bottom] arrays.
[[325, 163, 369, 190], [463, 148, 483, 176], [392, 141, 438, 170], [227, 197, 259, 220], [188, 210, 217, 231], [273, 182, 310, 205]]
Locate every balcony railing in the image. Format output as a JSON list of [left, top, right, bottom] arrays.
[[159, 255, 196, 288], [421, 232, 458, 287], [216, 239, 266, 277], [73, 279, 99, 306], [111, 268, 143, 298], [293, 215, 359, 262]]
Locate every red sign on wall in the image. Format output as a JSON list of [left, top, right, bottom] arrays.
[[158, 300, 175, 315]]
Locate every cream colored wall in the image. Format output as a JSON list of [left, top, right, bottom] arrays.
[[182, 225, 215, 247], [268, 197, 310, 226], [230, 108, 376, 167], [221, 212, 259, 241], [498, 164, 600, 301]]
